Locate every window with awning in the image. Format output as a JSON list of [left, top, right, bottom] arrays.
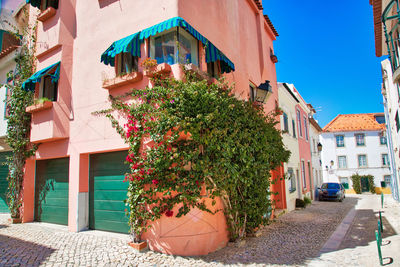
[[22, 61, 60, 92], [100, 17, 235, 74]]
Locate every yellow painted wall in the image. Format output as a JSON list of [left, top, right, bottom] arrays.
[[375, 187, 392, 194], [345, 189, 357, 194]]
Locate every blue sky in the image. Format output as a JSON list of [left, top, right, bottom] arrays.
[[263, 1, 385, 128]]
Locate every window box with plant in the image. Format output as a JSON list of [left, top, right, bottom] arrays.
[[141, 58, 171, 78], [24, 64, 59, 113], [26, 97, 53, 113], [102, 52, 143, 89]]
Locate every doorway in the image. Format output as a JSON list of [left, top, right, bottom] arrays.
[[361, 177, 370, 192]]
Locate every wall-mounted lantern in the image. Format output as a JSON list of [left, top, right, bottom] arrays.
[[317, 142, 322, 152], [254, 80, 272, 104]]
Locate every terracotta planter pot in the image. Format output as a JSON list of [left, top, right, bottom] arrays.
[[143, 63, 171, 77], [26, 101, 53, 113], [128, 241, 148, 252]]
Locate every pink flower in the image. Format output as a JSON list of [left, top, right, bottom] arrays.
[[165, 210, 174, 217], [170, 100, 174, 104], [152, 179, 159, 185]]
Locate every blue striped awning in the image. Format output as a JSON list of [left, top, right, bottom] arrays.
[[22, 62, 61, 91], [100, 32, 141, 67], [26, 0, 41, 9], [100, 17, 235, 73]]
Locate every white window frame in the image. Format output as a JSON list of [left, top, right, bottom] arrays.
[[337, 156, 347, 169], [355, 133, 365, 146], [335, 135, 345, 148], [301, 160, 306, 189], [303, 115, 309, 141], [382, 154, 390, 167], [358, 154, 368, 168], [297, 109, 302, 137]]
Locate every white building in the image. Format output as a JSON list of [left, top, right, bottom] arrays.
[[309, 116, 323, 190], [380, 59, 400, 200], [278, 83, 301, 211], [320, 113, 391, 193]]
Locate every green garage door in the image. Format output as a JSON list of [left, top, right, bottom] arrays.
[[89, 151, 130, 234], [0, 152, 11, 213], [35, 158, 69, 225]]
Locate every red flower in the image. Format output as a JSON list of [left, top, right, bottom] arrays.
[[152, 179, 159, 185], [167, 146, 172, 152], [165, 210, 174, 217], [126, 155, 133, 163]]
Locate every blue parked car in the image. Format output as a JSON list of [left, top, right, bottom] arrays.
[[318, 182, 345, 202]]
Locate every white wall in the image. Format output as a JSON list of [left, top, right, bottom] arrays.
[[321, 130, 391, 189], [278, 83, 301, 211], [381, 59, 400, 199], [309, 124, 322, 189]]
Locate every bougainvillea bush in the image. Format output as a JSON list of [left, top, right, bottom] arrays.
[[96, 67, 290, 241]]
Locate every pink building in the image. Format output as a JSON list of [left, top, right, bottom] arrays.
[[22, 0, 281, 255], [293, 88, 314, 199]]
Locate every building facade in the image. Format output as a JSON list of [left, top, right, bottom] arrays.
[[0, 1, 26, 213], [370, 0, 400, 200], [278, 82, 316, 206], [381, 59, 400, 199], [278, 83, 301, 211], [292, 86, 314, 199], [309, 115, 323, 193], [22, 0, 281, 255], [321, 113, 391, 193]]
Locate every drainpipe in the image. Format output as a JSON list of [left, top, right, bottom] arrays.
[[383, 94, 400, 201]]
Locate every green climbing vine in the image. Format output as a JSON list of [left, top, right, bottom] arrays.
[[4, 17, 37, 218], [95, 63, 290, 241]]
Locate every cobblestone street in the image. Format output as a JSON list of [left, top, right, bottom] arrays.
[[0, 195, 368, 266]]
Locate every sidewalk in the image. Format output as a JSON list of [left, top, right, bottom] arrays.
[[308, 194, 400, 267]]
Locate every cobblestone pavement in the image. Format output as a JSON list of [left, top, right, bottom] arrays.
[[0, 196, 357, 267], [307, 194, 400, 267]]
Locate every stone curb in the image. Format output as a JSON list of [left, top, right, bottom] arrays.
[[319, 207, 357, 254]]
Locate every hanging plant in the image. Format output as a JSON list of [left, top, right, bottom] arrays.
[[95, 62, 290, 241]]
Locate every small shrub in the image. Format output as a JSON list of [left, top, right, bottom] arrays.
[[304, 196, 312, 206], [351, 174, 361, 194], [366, 175, 375, 194], [295, 198, 306, 208]]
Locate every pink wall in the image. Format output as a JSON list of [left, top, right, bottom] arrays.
[[23, 0, 280, 255], [296, 103, 313, 196]]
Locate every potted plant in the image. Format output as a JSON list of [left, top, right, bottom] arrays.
[[127, 230, 148, 252]]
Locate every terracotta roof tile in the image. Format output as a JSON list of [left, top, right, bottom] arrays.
[[323, 113, 386, 132], [264, 15, 279, 37], [253, 0, 263, 10], [371, 0, 383, 57]]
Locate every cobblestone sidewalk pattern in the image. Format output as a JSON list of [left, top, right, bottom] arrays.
[[0, 197, 358, 266]]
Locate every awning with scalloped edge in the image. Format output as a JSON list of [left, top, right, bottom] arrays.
[[100, 17, 235, 73], [22, 61, 60, 91]]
